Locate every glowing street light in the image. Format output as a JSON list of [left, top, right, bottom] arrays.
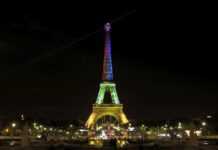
[[206, 115, 212, 119], [36, 134, 42, 139], [66, 131, 70, 135], [176, 133, 182, 138], [21, 114, 25, 120], [11, 123, 16, 128], [178, 122, 182, 129], [5, 128, 9, 133], [194, 130, 202, 136], [202, 121, 207, 126]]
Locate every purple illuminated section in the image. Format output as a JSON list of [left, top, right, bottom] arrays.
[[102, 23, 113, 81]]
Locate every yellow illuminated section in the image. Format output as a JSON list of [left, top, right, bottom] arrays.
[[86, 104, 128, 129], [120, 112, 128, 124], [86, 113, 97, 128]]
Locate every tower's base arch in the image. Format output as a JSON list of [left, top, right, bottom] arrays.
[[86, 104, 128, 129]]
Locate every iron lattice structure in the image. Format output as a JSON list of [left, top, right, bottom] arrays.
[[86, 23, 128, 129]]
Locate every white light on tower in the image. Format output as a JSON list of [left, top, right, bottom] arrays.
[[176, 133, 182, 138], [37, 134, 42, 139], [66, 131, 70, 135], [185, 130, 191, 137], [128, 126, 135, 131], [194, 130, 202, 136]]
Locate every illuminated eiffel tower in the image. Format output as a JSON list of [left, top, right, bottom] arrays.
[[86, 23, 128, 129]]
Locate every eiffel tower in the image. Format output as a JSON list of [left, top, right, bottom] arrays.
[[86, 23, 128, 129]]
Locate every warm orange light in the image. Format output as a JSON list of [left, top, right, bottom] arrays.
[[5, 128, 9, 133]]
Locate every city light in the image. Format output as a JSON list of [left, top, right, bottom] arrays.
[[128, 126, 135, 131], [5, 128, 9, 133], [0, 116, 217, 148], [11, 123, 16, 128], [36, 134, 42, 139], [96, 126, 103, 131], [206, 115, 212, 119], [158, 133, 170, 137], [99, 130, 108, 140], [176, 134, 182, 138], [194, 130, 202, 136], [146, 131, 152, 135], [202, 121, 207, 126], [185, 130, 191, 137], [177, 122, 182, 129], [79, 129, 88, 132], [21, 114, 25, 120], [169, 126, 173, 130]]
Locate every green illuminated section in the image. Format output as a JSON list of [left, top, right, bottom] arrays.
[[96, 82, 120, 104]]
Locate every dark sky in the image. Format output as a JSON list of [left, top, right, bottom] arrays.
[[0, 3, 217, 121]]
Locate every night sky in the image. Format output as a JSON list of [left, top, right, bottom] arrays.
[[0, 4, 217, 121]]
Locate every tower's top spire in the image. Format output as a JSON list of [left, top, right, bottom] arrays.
[[102, 22, 113, 81]]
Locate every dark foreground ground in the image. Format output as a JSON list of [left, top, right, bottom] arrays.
[[1, 139, 218, 150], [0, 144, 218, 150]]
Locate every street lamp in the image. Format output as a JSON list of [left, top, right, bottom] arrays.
[[178, 122, 182, 129], [5, 128, 9, 133], [12, 123, 16, 128], [202, 121, 207, 127], [11, 123, 17, 136]]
